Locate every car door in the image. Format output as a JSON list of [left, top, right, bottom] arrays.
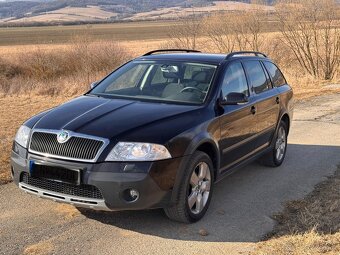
[[218, 61, 257, 171], [242, 60, 280, 150]]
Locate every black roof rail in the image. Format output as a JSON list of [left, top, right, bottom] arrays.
[[225, 51, 267, 59], [143, 49, 201, 56]]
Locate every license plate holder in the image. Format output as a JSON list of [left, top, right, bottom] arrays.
[[29, 161, 81, 185]]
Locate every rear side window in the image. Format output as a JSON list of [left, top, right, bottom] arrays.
[[243, 61, 269, 94], [221, 62, 249, 97], [263, 61, 286, 87]]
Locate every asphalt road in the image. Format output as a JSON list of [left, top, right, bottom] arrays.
[[1, 94, 339, 255]]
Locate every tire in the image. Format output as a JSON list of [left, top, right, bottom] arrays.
[[259, 120, 288, 167], [164, 151, 214, 223]]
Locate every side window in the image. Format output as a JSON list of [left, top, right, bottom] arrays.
[[221, 62, 249, 97], [263, 61, 286, 87], [243, 61, 269, 94]]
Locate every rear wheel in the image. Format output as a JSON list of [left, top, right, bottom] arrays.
[[259, 120, 288, 167], [164, 151, 214, 223]]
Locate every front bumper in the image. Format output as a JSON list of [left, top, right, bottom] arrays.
[[11, 150, 187, 211], [19, 181, 109, 210]]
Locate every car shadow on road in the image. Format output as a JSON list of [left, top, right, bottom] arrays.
[[79, 143, 340, 242]]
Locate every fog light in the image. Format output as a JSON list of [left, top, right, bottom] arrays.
[[122, 188, 139, 202], [130, 189, 139, 199]]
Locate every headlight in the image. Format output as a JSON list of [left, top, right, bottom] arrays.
[[14, 125, 31, 148], [106, 142, 171, 161]]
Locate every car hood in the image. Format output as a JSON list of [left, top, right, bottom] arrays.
[[32, 96, 202, 141]]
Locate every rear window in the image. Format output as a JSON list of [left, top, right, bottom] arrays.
[[243, 61, 269, 94], [263, 61, 286, 87]]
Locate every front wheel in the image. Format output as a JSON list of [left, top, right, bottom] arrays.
[[164, 151, 214, 223], [259, 120, 288, 167]]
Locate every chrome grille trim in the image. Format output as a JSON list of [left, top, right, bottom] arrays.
[[28, 129, 109, 163]]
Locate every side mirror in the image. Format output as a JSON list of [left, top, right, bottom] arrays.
[[220, 92, 248, 105], [90, 81, 99, 89]]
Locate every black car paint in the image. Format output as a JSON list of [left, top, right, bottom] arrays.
[[12, 53, 293, 210]]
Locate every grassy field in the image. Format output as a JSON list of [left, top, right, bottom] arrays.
[[0, 21, 178, 46], [0, 39, 163, 60]]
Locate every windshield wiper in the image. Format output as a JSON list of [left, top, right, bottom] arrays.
[[86, 93, 102, 98]]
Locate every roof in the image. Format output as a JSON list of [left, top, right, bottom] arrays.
[[136, 52, 269, 65], [136, 53, 228, 65]]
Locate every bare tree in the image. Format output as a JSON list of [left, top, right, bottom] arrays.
[[203, 6, 267, 53], [236, 0, 271, 51], [276, 0, 340, 80], [203, 13, 236, 53], [165, 11, 204, 50], [239, 8, 267, 51]]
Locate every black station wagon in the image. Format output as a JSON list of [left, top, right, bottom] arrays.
[[11, 50, 293, 222]]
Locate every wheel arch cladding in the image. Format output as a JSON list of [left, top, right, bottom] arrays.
[[196, 142, 219, 181], [281, 113, 290, 134]]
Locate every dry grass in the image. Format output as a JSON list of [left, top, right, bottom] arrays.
[[254, 231, 340, 255], [0, 38, 131, 96], [23, 240, 54, 255], [0, 39, 162, 59], [0, 29, 338, 98], [283, 71, 340, 100], [0, 21, 179, 46], [54, 204, 80, 220], [253, 166, 340, 255], [269, 167, 340, 237]]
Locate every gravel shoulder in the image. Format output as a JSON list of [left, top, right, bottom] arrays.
[[0, 94, 339, 255]]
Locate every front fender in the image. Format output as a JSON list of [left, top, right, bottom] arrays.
[[184, 133, 220, 160]]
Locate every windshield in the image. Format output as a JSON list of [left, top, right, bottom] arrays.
[[89, 60, 217, 104]]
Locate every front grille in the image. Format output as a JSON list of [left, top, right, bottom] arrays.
[[21, 172, 103, 199], [29, 131, 104, 161]]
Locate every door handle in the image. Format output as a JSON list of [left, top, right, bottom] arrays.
[[276, 97, 280, 104], [251, 106, 256, 115]]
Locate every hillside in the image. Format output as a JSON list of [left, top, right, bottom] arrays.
[[0, 0, 274, 25]]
